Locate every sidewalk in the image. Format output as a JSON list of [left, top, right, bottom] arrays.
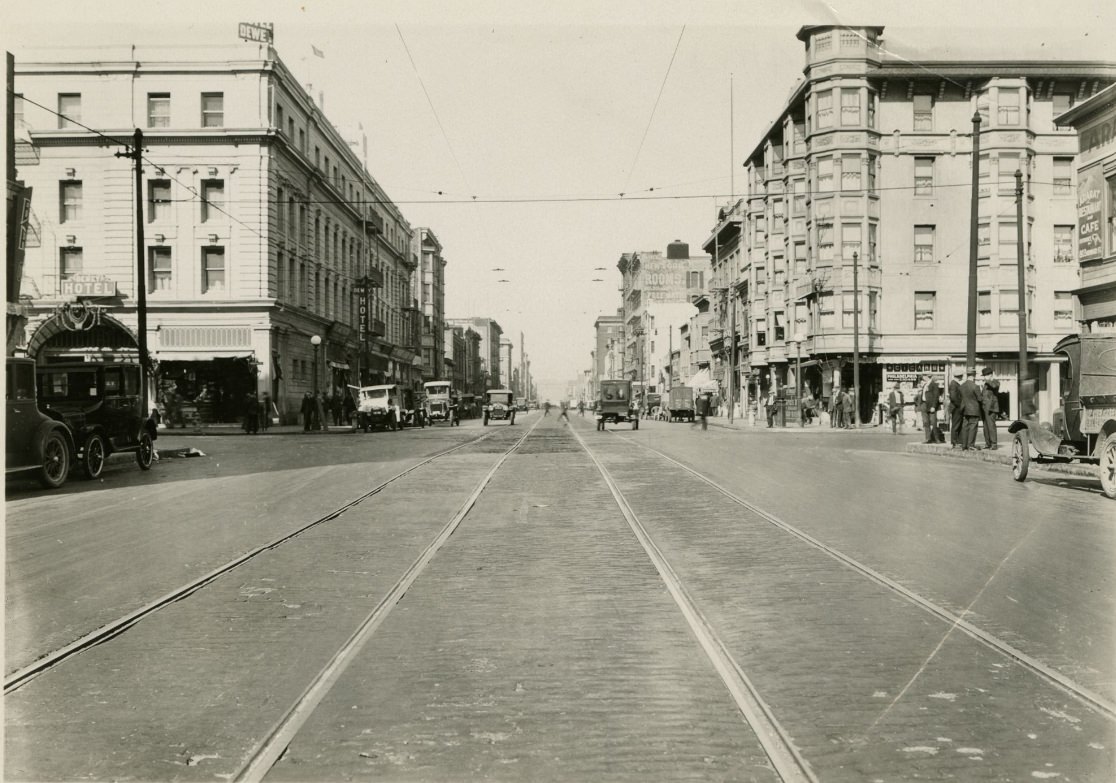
[[905, 440, 1098, 477], [159, 423, 358, 436]]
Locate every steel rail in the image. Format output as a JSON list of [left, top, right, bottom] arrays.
[[613, 431, 1116, 723], [571, 425, 818, 783], [233, 416, 543, 783], [4, 429, 501, 695]]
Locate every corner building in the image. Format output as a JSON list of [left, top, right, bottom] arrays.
[[13, 43, 421, 424], [737, 25, 1116, 422]]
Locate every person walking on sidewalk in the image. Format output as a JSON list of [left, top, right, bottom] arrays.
[[947, 370, 964, 449], [921, 374, 944, 443], [764, 388, 778, 428], [959, 368, 983, 450], [981, 367, 1000, 449], [887, 383, 905, 434], [301, 392, 316, 432], [694, 391, 710, 430]]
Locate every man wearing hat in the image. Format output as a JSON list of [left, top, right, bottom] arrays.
[[959, 367, 984, 450], [981, 367, 1001, 449], [947, 369, 965, 448]]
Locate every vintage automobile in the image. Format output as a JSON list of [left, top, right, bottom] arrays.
[[353, 384, 403, 431], [423, 380, 460, 426], [483, 389, 516, 425], [36, 361, 158, 479], [667, 386, 696, 422], [596, 379, 638, 431], [1008, 333, 1116, 499], [6, 357, 75, 489]]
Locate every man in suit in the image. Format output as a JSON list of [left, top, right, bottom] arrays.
[[948, 369, 964, 449], [981, 367, 1001, 449], [887, 383, 905, 434], [959, 368, 984, 450], [921, 374, 944, 443]]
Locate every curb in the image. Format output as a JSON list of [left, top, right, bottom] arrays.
[[904, 442, 1099, 478]]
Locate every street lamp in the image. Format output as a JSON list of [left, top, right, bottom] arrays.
[[794, 330, 806, 428], [310, 334, 322, 398]]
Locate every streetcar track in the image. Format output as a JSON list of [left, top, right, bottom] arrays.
[[3, 428, 505, 695], [607, 429, 1116, 723], [233, 416, 542, 783]]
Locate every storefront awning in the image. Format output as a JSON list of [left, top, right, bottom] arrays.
[[328, 360, 350, 370], [154, 351, 254, 362]]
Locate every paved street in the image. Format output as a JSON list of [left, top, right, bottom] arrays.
[[6, 412, 1113, 781]]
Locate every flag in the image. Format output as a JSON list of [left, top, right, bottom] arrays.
[[311, 45, 325, 58]]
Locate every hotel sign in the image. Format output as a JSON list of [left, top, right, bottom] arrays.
[[238, 22, 274, 44], [61, 274, 117, 298], [355, 277, 371, 344]]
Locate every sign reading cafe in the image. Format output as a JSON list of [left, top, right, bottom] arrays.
[[1078, 165, 1104, 262]]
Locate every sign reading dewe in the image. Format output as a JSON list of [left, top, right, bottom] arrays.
[[238, 22, 274, 44]]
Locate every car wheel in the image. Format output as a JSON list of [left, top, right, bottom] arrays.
[[1099, 432, 1116, 500], [1011, 430, 1030, 483], [38, 430, 70, 489], [136, 430, 155, 471], [81, 432, 107, 480]]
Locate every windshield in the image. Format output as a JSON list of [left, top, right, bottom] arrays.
[[425, 383, 451, 396], [363, 389, 389, 401]]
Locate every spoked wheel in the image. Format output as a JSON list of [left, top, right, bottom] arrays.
[[136, 431, 155, 470], [39, 431, 70, 489], [1011, 430, 1030, 483], [81, 432, 107, 480], [1099, 432, 1116, 500]]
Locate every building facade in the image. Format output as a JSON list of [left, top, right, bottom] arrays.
[[732, 25, 1116, 422], [446, 316, 502, 390], [12, 42, 422, 423], [415, 227, 447, 381], [591, 311, 624, 397], [498, 336, 513, 390]]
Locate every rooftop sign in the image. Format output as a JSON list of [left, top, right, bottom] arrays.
[[238, 22, 274, 44]]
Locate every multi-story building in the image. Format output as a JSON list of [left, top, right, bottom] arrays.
[[498, 336, 513, 389], [1056, 83, 1116, 335], [591, 311, 624, 397], [415, 227, 447, 380], [446, 316, 502, 390], [12, 42, 422, 423], [703, 200, 749, 410], [616, 241, 709, 397], [733, 25, 1116, 422]]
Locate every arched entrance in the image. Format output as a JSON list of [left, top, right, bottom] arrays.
[[27, 306, 139, 363]]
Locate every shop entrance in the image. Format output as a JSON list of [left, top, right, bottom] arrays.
[[157, 358, 257, 425]]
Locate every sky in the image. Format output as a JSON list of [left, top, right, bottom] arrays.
[[6, 0, 1115, 401]]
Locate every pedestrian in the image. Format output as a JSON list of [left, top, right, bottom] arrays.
[[764, 388, 778, 428], [842, 386, 856, 428], [343, 390, 357, 427], [243, 391, 260, 434], [301, 391, 316, 432], [921, 373, 944, 443], [558, 399, 570, 422], [832, 388, 846, 428], [261, 391, 276, 431], [981, 367, 1000, 449], [693, 390, 710, 430], [959, 368, 983, 450], [887, 383, 905, 434], [948, 369, 964, 449], [577, 400, 585, 417], [802, 390, 815, 425], [317, 391, 328, 430], [543, 400, 551, 416], [329, 390, 342, 426]]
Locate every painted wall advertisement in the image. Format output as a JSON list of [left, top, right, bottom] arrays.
[[1078, 165, 1104, 262]]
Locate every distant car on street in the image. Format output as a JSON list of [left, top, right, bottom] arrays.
[[6, 357, 75, 489], [596, 379, 638, 430], [483, 389, 516, 425]]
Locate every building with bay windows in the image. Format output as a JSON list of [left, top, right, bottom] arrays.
[[12, 42, 422, 424], [729, 24, 1116, 423]]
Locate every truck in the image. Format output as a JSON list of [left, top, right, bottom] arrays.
[[596, 379, 638, 431], [1007, 333, 1116, 499], [424, 380, 459, 425], [667, 386, 695, 422]]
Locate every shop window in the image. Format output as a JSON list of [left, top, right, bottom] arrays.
[[149, 247, 172, 293], [1053, 225, 1074, 263], [202, 246, 226, 293], [1054, 291, 1074, 329], [60, 247, 82, 281], [60, 181, 82, 223], [914, 291, 935, 330], [201, 179, 224, 223], [148, 93, 171, 128], [201, 92, 224, 127], [58, 93, 81, 129]]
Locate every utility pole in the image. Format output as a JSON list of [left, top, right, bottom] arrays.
[[115, 129, 149, 418], [728, 286, 736, 423], [852, 250, 860, 428], [1015, 169, 1028, 396], [967, 111, 982, 371]]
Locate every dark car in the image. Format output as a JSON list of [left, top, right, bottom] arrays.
[[6, 357, 75, 489], [596, 379, 638, 431], [37, 362, 158, 479]]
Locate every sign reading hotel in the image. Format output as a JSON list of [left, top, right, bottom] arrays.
[[238, 22, 274, 44], [355, 278, 370, 344], [61, 274, 117, 298], [1078, 165, 1104, 262]]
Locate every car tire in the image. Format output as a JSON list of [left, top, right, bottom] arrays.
[[38, 430, 70, 489], [1099, 431, 1116, 500], [136, 430, 155, 471], [1011, 430, 1030, 483], [81, 432, 107, 480]]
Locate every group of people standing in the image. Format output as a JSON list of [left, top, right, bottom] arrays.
[[911, 369, 1000, 449], [300, 389, 357, 432], [241, 391, 279, 434]]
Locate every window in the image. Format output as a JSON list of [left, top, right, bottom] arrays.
[[1000, 289, 1019, 327], [201, 93, 223, 127], [868, 290, 878, 331], [817, 157, 833, 192], [148, 93, 171, 128], [755, 317, 766, 346], [774, 311, 786, 342], [818, 223, 834, 262], [58, 93, 81, 128], [688, 271, 704, 288], [998, 88, 1021, 126], [1052, 93, 1074, 118], [978, 153, 990, 197], [315, 146, 321, 168], [976, 91, 990, 126], [60, 247, 82, 280], [148, 180, 171, 222], [914, 157, 934, 195], [819, 293, 835, 329], [978, 291, 991, 328], [202, 247, 226, 293], [1053, 158, 1073, 195], [999, 222, 1018, 259], [14, 93, 24, 128], [913, 94, 933, 131], [867, 91, 876, 129], [1054, 225, 1074, 263], [841, 89, 860, 126], [867, 155, 877, 193], [842, 223, 861, 260], [201, 180, 224, 222], [841, 155, 861, 191], [299, 129, 305, 151], [60, 181, 82, 222], [914, 225, 935, 263], [999, 154, 1020, 195], [1052, 291, 1074, 329], [772, 199, 785, 232], [868, 223, 878, 264], [276, 104, 284, 131], [842, 292, 856, 328], [276, 188, 285, 232], [914, 291, 936, 329], [794, 242, 807, 275], [148, 247, 172, 293], [817, 90, 833, 129], [792, 180, 806, 214]]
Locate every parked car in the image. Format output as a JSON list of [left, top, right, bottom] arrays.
[[353, 384, 403, 431], [596, 379, 638, 430], [6, 357, 75, 489], [36, 361, 157, 479], [1008, 333, 1116, 498], [483, 389, 516, 425]]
